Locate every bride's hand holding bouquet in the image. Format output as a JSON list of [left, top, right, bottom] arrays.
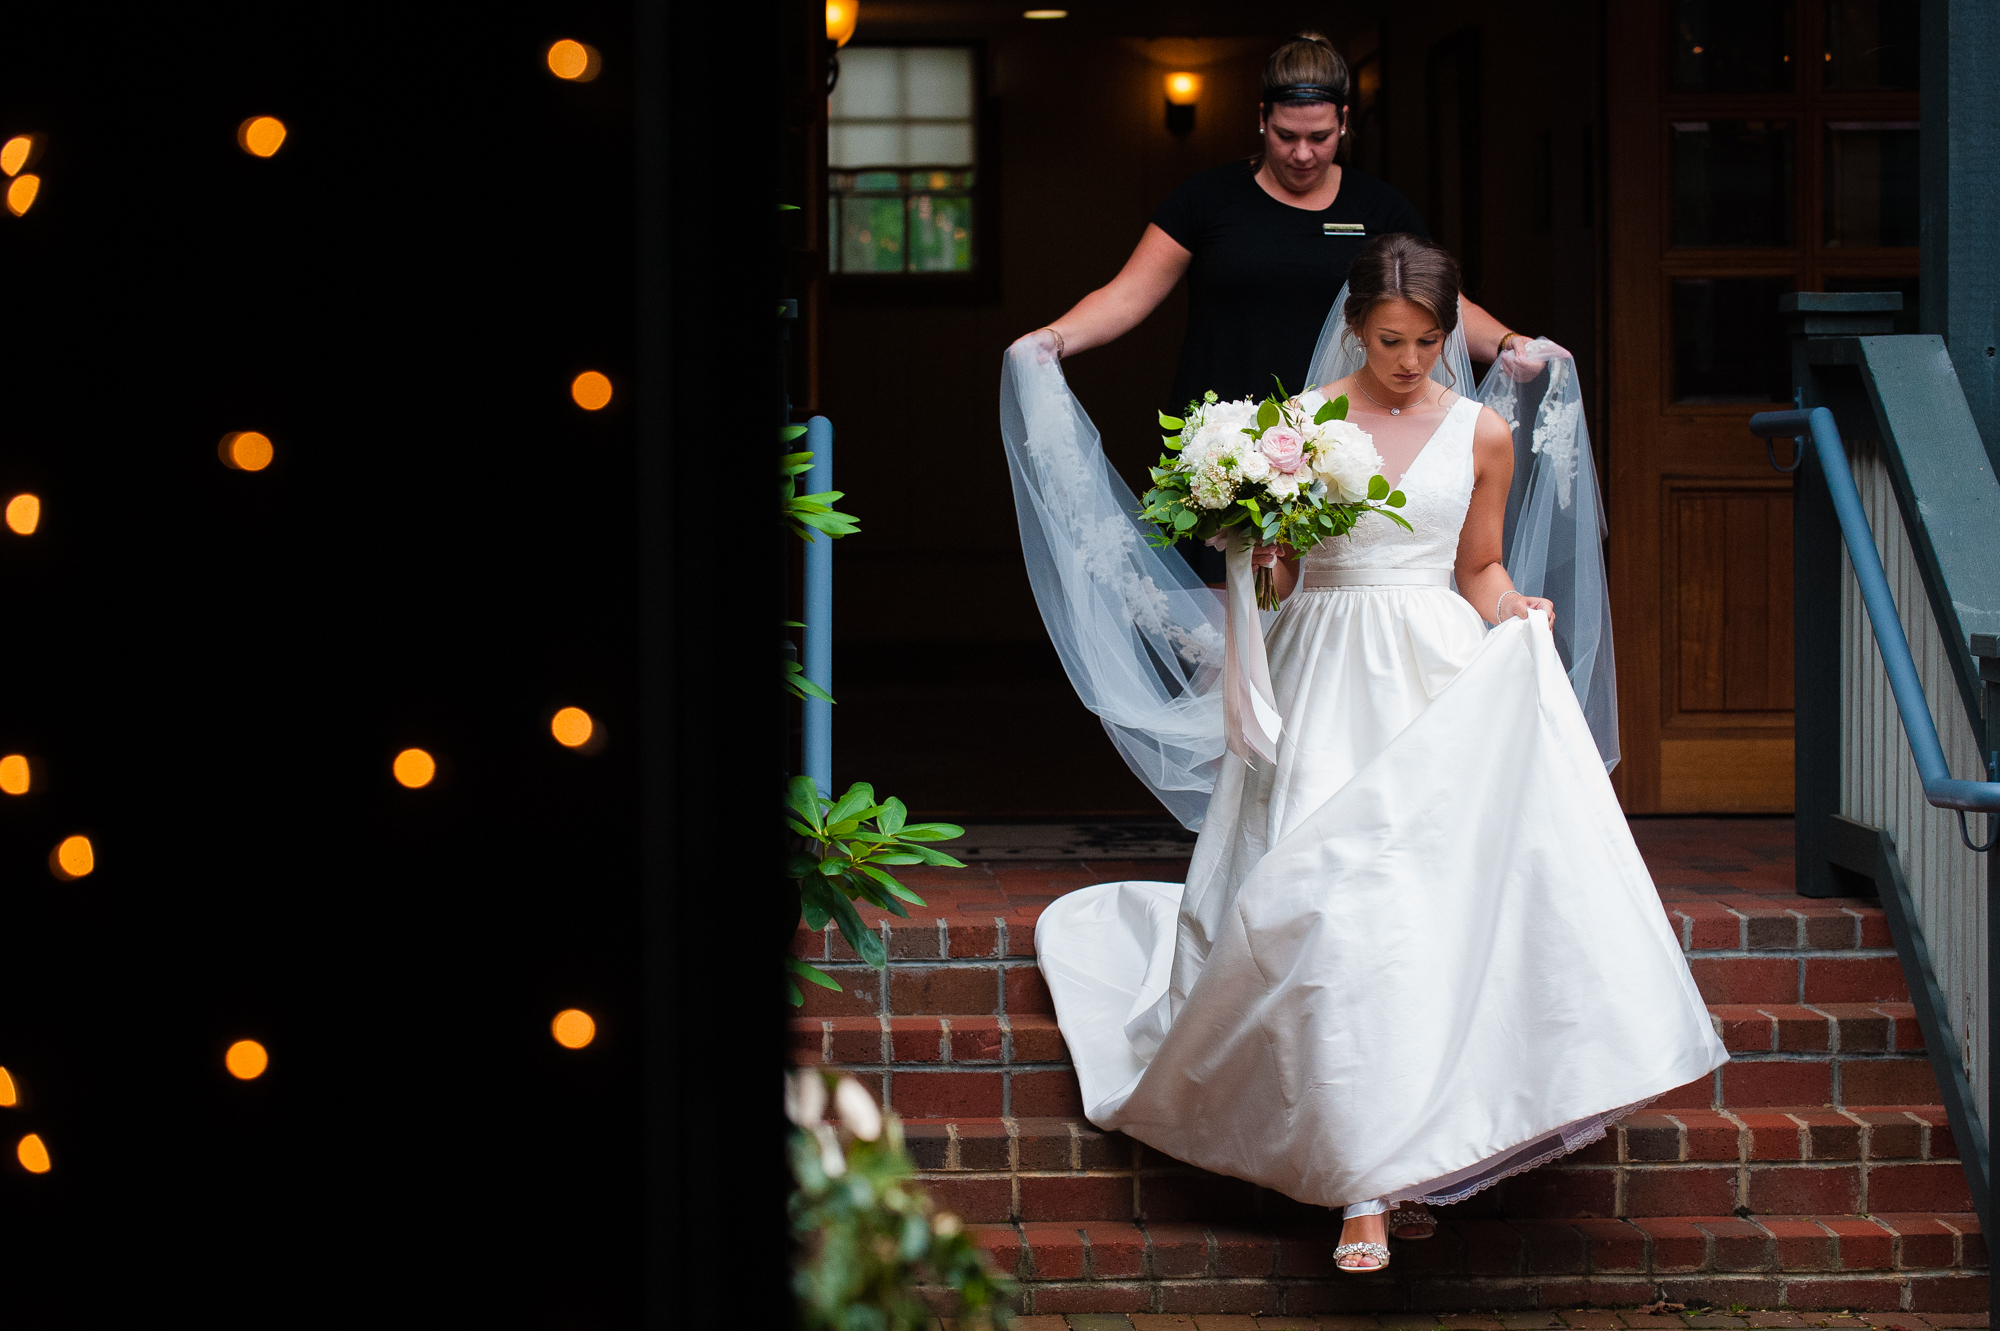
[[1138, 383, 1411, 610]]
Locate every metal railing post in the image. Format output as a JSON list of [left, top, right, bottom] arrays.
[[803, 415, 834, 796]]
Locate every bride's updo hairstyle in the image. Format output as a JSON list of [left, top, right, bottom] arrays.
[[1343, 233, 1462, 340], [1260, 31, 1351, 115]]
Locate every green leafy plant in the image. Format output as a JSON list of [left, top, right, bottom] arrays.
[[786, 777, 965, 1004], [783, 427, 861, 543], [789, 1070, 1013, 1330]]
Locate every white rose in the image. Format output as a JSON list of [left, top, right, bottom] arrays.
[[1266, 472, 1301, 501], [1312, 419, 1384, 502], [1238, 448, 1272, 483]]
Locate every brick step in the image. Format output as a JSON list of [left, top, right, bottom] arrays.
[[790, 1001, 1939, 1113], [792, 880, 1897, 971], [792, 907, 1910, 1023], [954, 1211, 1986, 1317], [897, 1107, 1969, 1227]]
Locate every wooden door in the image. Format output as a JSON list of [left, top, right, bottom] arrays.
[[1605, 0, 1919, 812]]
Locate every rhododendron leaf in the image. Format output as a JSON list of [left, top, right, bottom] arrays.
[[877, 797, 907, 835], [782, 425, 810, 442], [788, 956, 843, 992], [1368, 475, 1390, 501], [787, 776, 826, 828], [825, 783, 876, 827]]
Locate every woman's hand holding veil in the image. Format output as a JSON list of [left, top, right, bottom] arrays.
[[1497, 336, 1573, 383], [1014, 327, 1063, 366]]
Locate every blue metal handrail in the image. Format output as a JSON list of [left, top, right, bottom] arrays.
[[802, 415, 834, 796], [1750, 408, 2000, 850]]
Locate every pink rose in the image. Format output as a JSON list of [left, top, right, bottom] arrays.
[[1259, 426, 1306, 474]]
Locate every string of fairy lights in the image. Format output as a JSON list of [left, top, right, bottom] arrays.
[[0, 36, 618, 1177]]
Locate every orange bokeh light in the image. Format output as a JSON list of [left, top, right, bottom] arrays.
[[225, 1040, 269, 1080], [0, 135, 36, 178], [552, 1008, 596, 1049], [16, 1134, 48, 1173], [6, 174, 39, 217], [219, 431, 274, 472], [237, 116, 288, 158], [51, 835, 93, 880], [547, 39, 602, 82], [571, 371, 613, 411], [393, 748, 436, 788], [0, 1067, 16, 1107], [551, 706, 594, 748], [5, 493, 39, 534], [1165, 72, 1202, 105], [0, 756, 30, 796]]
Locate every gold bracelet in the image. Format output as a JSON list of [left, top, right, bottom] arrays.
[[1498, 331, 1520, 356], [1042, 326, 1066, 359]]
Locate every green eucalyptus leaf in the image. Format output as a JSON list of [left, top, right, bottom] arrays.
[[1171, 507, 1198, 531]]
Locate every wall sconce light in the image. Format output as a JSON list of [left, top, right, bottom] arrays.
[[826, 1, 858, 48], [1165, 72, 1201, 137]]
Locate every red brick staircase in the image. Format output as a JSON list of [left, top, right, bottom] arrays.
[[789, 824, 1985, 1317]]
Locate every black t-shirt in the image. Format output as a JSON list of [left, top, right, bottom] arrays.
[[1152, 161, 1429, 415]]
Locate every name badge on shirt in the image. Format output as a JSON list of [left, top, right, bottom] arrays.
[[1322, 222, 1365, 236]]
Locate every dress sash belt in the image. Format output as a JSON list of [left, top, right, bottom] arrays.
[[1302, 567, 1453, 589]]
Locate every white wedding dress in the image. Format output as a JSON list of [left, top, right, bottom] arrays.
[[1035, 393, 1728, 1211]]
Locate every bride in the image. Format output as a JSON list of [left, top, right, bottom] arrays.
[[1001, 234, 1727, 1273]]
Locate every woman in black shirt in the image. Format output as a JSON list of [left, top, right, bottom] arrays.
[[1024, 33, 1552, 412]]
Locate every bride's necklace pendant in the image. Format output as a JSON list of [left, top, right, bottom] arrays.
[[1389, 405, 1401, 415]]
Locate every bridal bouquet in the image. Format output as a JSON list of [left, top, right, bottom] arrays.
[[1138, 383, 1409, 609]]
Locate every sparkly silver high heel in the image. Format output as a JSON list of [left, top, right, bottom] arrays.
[[1389, 1204, 1437, 1240], [1334, 1240, 1390, 1272]]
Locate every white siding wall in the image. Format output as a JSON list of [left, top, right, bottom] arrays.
[[1841, 436, 1990, 1131]]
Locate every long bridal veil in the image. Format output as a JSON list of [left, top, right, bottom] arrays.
[[1000, 339, 1228, 830], [999, 287, 1619, 835], [1307, 289, 1619, 770]]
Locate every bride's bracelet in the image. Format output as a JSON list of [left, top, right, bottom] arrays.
[[1495, 589, 1523, 621], [1041, 325, 1066, 360]]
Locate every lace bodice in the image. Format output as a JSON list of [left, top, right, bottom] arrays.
[[1300, 396, 1480, 575]]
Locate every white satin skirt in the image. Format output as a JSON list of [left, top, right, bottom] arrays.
[[1037, 585, 1728, 1210]]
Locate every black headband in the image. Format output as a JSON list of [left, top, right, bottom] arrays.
[[1264, 83, 1347, 105]]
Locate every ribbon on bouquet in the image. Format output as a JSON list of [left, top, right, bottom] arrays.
[[1221, 537, 1283, 766]]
